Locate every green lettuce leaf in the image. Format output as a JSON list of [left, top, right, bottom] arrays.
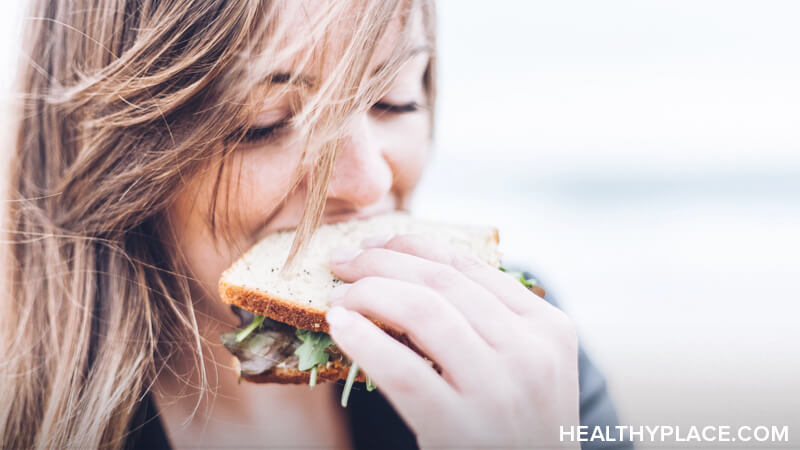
[[499, 266, 538, 288], [294, 329, 334, 371]]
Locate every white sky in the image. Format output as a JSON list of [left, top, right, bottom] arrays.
[[435, 0, 800, 172]]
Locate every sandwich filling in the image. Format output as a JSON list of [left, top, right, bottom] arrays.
[[220, 308, 370, 405], [220, 312, 338, 378]]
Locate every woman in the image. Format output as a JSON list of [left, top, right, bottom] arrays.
[[1, 0, 623, 448]]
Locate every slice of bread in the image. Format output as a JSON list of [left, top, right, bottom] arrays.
[[219, 212, 501, 335], [219, 212, 501, 384]]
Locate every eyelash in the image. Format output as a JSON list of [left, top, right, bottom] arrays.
[[371, 101, 420, 114], [240, 101, 420, 144], [240, 118, 290, 144]]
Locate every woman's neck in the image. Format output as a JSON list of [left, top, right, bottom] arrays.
[[151, 301, 352, 448]]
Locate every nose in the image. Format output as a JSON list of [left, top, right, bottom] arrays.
[[326, 113, 392, 208]]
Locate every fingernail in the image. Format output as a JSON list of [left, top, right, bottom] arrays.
[[328, 283, 351, 304], [329, 247, 362, 264], [361, 234, 393, 248], [326, 306, 352, 329]]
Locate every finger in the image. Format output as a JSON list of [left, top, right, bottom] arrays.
[[329, 277, 493, 390], [325, 306, 457, 426], [330, 247, 517, 347], [364, 233, 547, 316]]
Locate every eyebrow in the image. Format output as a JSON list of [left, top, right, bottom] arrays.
[[263, 45, 431, 89]]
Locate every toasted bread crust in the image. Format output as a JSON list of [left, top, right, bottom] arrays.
[[220, 279, 332, 332], [235, 357, 368, 384], [219, 279, 416, 345]]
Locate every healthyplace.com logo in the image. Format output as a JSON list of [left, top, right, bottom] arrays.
[[560, 425, 790, 444]]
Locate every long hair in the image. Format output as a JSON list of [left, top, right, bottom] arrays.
[[0, 0, 436, 447]]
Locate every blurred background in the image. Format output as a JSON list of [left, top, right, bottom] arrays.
[[2, 0, 798, 447], [416, 1, 800, 447]]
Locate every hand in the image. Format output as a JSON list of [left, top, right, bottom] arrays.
[[325, 234, 580, 449]]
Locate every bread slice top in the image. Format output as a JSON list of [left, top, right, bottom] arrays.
[[219, 212, 501, 333]]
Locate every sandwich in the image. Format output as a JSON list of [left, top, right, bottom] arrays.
[[218, 212, 542, 406]]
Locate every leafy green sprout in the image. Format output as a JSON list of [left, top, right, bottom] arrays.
[[309, 366, 319, 388], [292, 329, 367, 405], [294, 329, 334, 388], [499, 266, 537, 288], [234, 315, 265, 343], [341, 363, 359, 407]]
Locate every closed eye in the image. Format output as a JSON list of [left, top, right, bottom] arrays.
[[371, 101, 420, 114], [240, 117, 291, 144]]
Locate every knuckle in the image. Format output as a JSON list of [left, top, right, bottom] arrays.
[[523, 347, 562, 408], [359, 247, 387, 264], [549, 308, 578, 349], [500, 319, 564, 372], [394, 233, 451, 263], [424, 264, 463, 291], [409, 288, 449, 327], [386, 233, 427, 257], [378, 365, 420, 395], [359, 246, 391, 264], [346, 276, 382, 305], [484, 316, 523, 349], [450, 251, 485, 274], [432, 307, 465, 336], [339, 313, 372, 343], [388, 233, 418, 249], [352, 275, 383, 291], [518, 294, 550, 319], [398, 232, 429, 245], [506, 340, 560, 396], [503, 337, 541, 374]]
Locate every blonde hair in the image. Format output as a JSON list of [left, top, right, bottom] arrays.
[[0, 0, 436, 447]]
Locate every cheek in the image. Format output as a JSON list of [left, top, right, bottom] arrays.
[[231, 144, 303, 234], [168, 144, 304, 299], [168, 176, 235, 301]]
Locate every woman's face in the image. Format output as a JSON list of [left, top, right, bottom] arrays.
[[167, 6, 431, 318]]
